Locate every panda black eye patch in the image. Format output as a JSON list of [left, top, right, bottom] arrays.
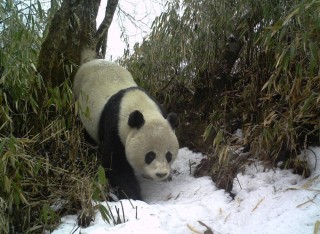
[[166, 152, 172, 163], [145, 151, 156, 164]]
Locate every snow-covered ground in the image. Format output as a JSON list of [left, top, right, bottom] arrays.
[[52, 147, 320, 234]]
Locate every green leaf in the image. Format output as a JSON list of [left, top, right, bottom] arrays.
[[4, 176, 11, 193], [203, 123, 213, 142], [98, 165, 107, 186], [213, 129, 224, 148], [37, 0, 43, 20], [282, 7, 300, 26], [98, 204, 111, 223], [0, 138, 7, 157]]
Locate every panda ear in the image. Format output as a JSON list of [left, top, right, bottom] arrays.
[[128, 110, 145, 129], [167, 112, 179, 129]]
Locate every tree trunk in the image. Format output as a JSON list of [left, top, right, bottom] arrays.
[[37, 0, 119, 88]]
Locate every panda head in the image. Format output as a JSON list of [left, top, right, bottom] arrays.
[[125, 110, 179, 181]]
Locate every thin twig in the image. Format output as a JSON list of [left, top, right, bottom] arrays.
[[251, 197, 265, 212], [120, 201, 125, 223], [105, 202, 117, 225], [135, 206, 138, 219], [235, 175, 242, 190], [115, 206, 121, 224], [296, 194, 318, 208]]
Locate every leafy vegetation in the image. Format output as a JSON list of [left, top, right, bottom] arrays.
[[121, 0, 320, 191], [0, 1, 105, 233]]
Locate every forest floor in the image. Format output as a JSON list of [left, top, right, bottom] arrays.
[[52, 147, 320, 234]]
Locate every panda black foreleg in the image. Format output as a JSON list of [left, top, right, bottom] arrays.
[[106, 169, 142, 200], [100, 142, 142, 201]]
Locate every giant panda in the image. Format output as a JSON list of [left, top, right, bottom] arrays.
[[73, 49, 179, 200]]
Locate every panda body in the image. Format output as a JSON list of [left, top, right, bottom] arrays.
[[74, 50, 179, 200], [73, 58, 137, 143]]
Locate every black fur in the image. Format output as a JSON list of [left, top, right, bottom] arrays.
[[128, 110, 145, 129], [98, 86, 178, 200], [167, 112, 179, 129], [98, 87, 140, 200], [98, 87, 164, 200]]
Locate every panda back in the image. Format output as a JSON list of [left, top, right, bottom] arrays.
[[74, 59, 137, 142]]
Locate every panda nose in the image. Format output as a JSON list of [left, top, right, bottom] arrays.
[[156, 173, 168, 178]]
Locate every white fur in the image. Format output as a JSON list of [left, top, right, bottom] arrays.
[[73, 55, 179, 181], [126, 119, 179, 180], [118, 89, 179, 180], [74, 59, 137, 142]]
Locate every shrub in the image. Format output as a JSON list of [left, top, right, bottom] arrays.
[[121, 0, 320, 186]]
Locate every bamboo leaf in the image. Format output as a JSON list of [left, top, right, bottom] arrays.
[[213, 130, 224, 148], [0, 138, 7, 157], [98, 165, 107, 186], [98, 204, 111, 223], [282, 8, 300, 26]]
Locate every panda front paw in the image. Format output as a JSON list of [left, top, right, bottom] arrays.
[[116, 183, 142, 201]]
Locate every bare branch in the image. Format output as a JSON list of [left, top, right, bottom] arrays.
[[117, 5, 150, 32], [94, 0, 119, 57]]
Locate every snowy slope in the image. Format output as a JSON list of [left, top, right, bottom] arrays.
[[52, 147, 320, 234]]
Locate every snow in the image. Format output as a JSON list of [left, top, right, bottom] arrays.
[[52, 147, 320, 234]]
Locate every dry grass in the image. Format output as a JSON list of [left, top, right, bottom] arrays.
[[0, 113, 104, 233]]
